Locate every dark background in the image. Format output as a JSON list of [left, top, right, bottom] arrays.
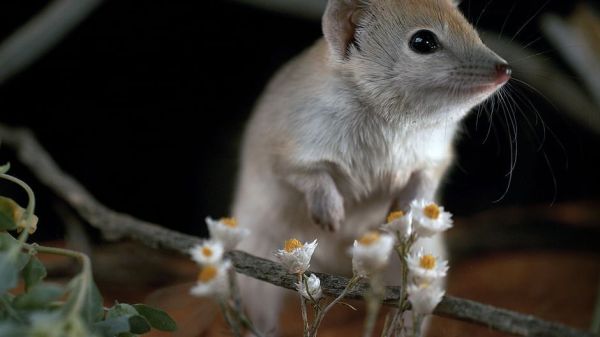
[[0, 0, 598, 241]]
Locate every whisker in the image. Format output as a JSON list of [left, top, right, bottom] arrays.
[[510, 77, 560, 112], [499, 1, 518, 38], [510, 49, 555, 65], [475, 0, 495, 28], [505, 83, 547, 148], [542, 150, 558, 206], [481, 98, 496, 145], [521, 36, 544, 50], [510, 0, 551, 42], [502, 81, 565, 203]]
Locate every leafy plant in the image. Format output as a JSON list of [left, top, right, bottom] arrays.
[[0, 163, 176, 337]]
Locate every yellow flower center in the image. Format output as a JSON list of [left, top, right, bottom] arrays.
[[198, 265, 218, 283], [220, 217, 237, 228], [423, 204, 440, 220], [201, 247, 213, 257], [418, 282, 431, 289], [386, 211, 405, 223], [358, 231, 380, 246], [419, 254, 437, 270], [284, 238, 304, 252]]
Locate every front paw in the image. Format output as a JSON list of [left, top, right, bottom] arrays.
[[306, 189, 345, 232]]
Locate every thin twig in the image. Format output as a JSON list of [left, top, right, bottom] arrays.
[[0, 0, 103, 85], [0, 123, 598, 337]]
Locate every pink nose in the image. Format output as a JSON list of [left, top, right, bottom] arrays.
[[495, 63, 512, 84]]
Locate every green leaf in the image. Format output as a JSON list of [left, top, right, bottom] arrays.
[[107, 303, 138, 319], [94, 316, 130, 336], [0, 252, 20, 294], [0, 233, 28, 294], [106, 304, 151, 334], [12, 283, 63, 310], [0, 323, 28, 337], [0, 163, 10, 174], [15, 252, 30, 271], [0, 232, 18, 249], [22, 256, 46, 291], [128, 315, 151, 334], [0, 197, 18, 231], [64, 275, 104, 324], [133, 304, 177, 331], [83, 279, 104, 323]]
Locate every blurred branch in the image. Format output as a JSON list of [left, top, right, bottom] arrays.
[[231, 0, 325, 20], [481, 32, 600, 135], [0, 124, 198, 254], [1, 123, 599, 337], [0, 0, 103, 85], [541, 7, 600, 108]]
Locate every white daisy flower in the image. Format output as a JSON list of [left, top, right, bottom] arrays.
[[381, 210, 413, 240], [189, 240, 224, 265], [410, 200, 453, 237], [274, 238, 317, 274], [407, 282, 445, 315], [206, 216, 250, 250], [350, 231, 394, 277], [190, 260, 231, 297], [296, 273, 323, 301], [407, 249, 448, 283]]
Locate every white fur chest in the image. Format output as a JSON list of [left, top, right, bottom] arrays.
[[292, 106, 457, 202]]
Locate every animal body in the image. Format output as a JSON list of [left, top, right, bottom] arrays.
[[233, 0, 511, 334]]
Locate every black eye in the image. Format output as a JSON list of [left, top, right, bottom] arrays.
[[409, 30, 440, 54]]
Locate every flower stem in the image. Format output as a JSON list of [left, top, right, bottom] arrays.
[[298, 273, 310, 337], [382, 238, 413, 337], [0, 294, 22, 323], [237, 310, 267, 337], [218, 297, 242, 337], [22, 243, 92, 320], [382, 307, 400, 337], [228, 268, 243, 314], [363, 273, 385, 337], [380, 313, 392, 337], [224, 267, 265, 337], [309, 275, 361, 337], [411, 311, 424, 337]]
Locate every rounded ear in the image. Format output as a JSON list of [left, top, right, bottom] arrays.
[[322, 0, 363, 60]]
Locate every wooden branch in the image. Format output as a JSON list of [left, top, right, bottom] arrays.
[[231, 251, 598, 337], [0, 123, 598, 337], [0, 0, 103, 85]]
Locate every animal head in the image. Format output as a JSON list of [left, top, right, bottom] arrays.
[[322, 0, 511, 125]]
